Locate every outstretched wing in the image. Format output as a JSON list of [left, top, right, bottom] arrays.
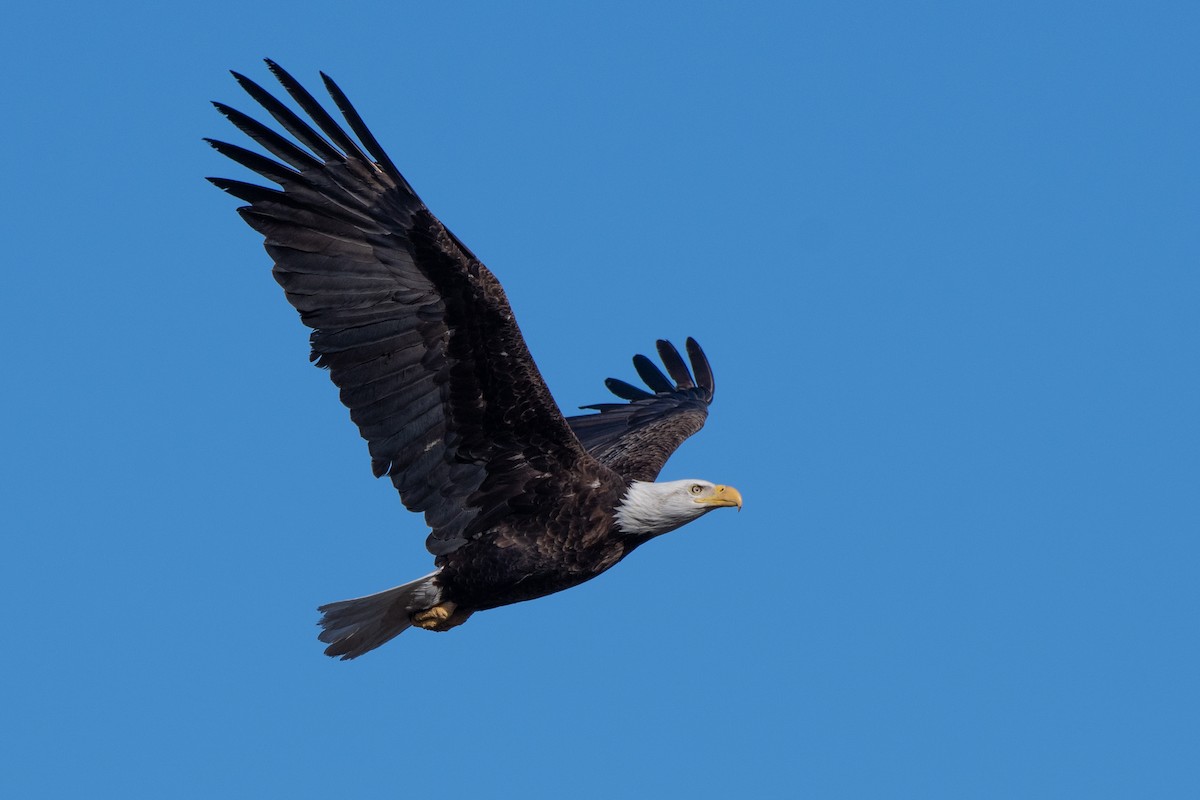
[[565, 339, 714, 482], [208, 61, 613, 556]]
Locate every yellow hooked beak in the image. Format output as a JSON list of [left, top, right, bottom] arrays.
[[695, 484, 743, 511]]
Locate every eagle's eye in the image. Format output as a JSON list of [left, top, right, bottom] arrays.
[[689, 484, 703, 495]]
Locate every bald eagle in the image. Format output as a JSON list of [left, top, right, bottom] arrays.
[[208, 61, 743, 659]]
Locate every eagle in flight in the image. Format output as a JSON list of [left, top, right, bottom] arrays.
[[208, 61, 743, 659]]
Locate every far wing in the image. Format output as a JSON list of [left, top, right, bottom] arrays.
[[565, 339, 714, 482]]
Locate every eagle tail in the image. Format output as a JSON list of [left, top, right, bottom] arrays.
[[316, 571, 441, 660]]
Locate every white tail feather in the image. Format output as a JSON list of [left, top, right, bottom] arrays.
[[316, 571, 441, 660]]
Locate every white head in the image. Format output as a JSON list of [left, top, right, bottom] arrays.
[[613, 479, 743, 537]]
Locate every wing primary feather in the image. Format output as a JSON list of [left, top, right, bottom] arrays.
[[207, 176, 286, 205], [578, 402, 628, 412], [318, 71, 407, 187], [263, 59, 371, 165], [656, 340, 695, 389], [230, 71, 343, 163], [685, 338, 714, 399], [203, 138, 301, 187], [211, 101, 323, 172], [604, 377, 654, 401], [633, 354, 675, 394]]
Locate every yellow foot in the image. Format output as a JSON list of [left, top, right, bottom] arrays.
[[411, 601, 471, 632]]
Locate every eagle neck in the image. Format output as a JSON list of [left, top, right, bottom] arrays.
[[613, 480, 690, 538]]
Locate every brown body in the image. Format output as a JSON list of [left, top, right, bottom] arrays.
[[436, 512, 638, 612]]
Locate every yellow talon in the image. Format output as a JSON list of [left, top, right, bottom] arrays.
[[411, 601, 471, 631]]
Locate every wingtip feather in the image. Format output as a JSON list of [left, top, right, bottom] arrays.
[[605, 377, 654, 401], [685, 338, 715, 399], [656, 339, 695, 389], [633, 353, 675, 394]]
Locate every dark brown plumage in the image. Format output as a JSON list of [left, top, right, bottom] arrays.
[[208, 61, 740, 659]]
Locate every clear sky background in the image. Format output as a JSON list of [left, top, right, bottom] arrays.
[[3, 2, 1197, 797]]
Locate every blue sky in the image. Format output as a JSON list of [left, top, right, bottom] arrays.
[[4, 2, 1198, 797]]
